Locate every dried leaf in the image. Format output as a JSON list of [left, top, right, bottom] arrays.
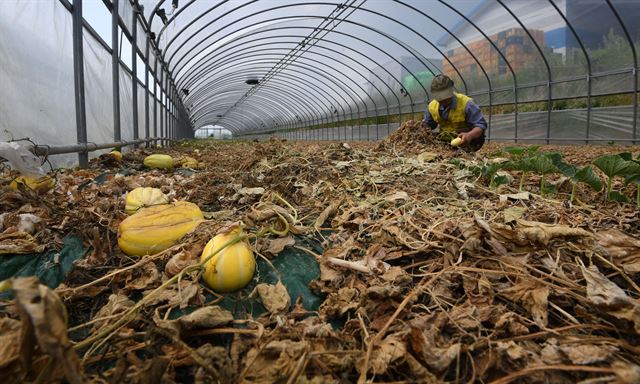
[[255, 281, 290, 315], [12, 277, 83, 384], [581, 264, 640, 332], [595, 229, 640, 274], [365, 335, 406, 375], [125, 262, 160, 290], [612, 361, 640, 384], [0, 317, 21, 369], [319, 287, 358, 319], [503, 206, 526, 223], [0, 231, 44, 254], [499, 192, 530, 202], [314, 200, 342, 230], [176, 306, 233, 330], [92, 294, 135, 332], [501, 280, 549, 327], [165, 250, 196, 277], [559, 343, 617, 365], [265, 236, 295, 256], [518, 219, 592, 245]]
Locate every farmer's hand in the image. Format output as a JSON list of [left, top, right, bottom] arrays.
[[457, 127, 483, 144]]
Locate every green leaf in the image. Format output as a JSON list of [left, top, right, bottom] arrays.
[[503, 147, 526, 158], [625, 173, 640, 185], [493, 175, 511, 187], [608, 191, 629, 203], [510, 158, 534, 173], [544, 152, 563, 165], [575, 166, 603, 191], [555, 161, 577, 179], [526, 146, 540, 156], [529, 154, 558, 175], [593, 154, 634, 178], [482, 163, 504, 179], [618, 152, 633, 161]]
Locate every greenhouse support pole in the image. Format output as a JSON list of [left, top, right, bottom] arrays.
[[607, 0, 638, 143], [72, 0, 88, 168], [158, 70, 163, 146], [164, 70, 169, 144], [111, 0, 121, 142], [153, 55, 158, 144], [144, 37, 150, 146], [131, 3, 139, 146]]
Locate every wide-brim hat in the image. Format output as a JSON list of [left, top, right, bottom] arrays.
[[432, 87, 454, 101]]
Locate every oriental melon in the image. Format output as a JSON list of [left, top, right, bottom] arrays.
[[125, 187, 168, 215], [118, 201, 203, 256], [144, 154, 174, 169], [201, 226, 255, 293]]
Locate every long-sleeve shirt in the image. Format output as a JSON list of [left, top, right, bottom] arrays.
[[423, 96, 488, 132]]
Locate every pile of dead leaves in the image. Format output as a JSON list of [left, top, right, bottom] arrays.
[[1, 138, 640, 383]]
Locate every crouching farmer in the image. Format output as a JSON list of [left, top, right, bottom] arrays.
[[424, 74, 487, 152]]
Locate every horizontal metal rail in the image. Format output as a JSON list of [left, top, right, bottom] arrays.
[[29, 138, 172, 157]]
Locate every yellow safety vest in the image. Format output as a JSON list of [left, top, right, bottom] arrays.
[[428, 93, 472, 135]]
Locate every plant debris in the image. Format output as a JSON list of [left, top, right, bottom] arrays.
[[1, 127, 640, 383]]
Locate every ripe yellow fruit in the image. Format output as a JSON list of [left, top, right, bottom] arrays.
[[10, 176, 55, 193], [143, 154, 174, 169], [201, 227, 255, 293], [109, 150, 123, 161], [450, 137, 463, 147], [181, 156, 199, 168], [118, 201, 204, 256], [124, 187, 169, 215]]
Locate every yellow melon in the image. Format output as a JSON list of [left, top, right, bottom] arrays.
[[201, 226, 255, 293]]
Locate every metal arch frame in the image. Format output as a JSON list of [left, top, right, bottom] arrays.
[[154, 4, 430, 132], [497, 0, 553, 144], [187, 44, 395, 132], [436, 0, 519, 142], [548, 0, 593, 144], [189, 60, 367, 128], [161, 2, 360, 73], [167, 12, 431, 101], [152, 2, 474, 136], [191, 72, 345, 130], [192, 84, 324, 131], [168, 21, 433, 133], [184, 47, 352, 124], [200, 58, 377, 132], [212, 58, 378, 134], [178, 33, 400, 119], [215, 96, 298, 133], [187, 57, 355, 121], [168, 18, 408, 107], [183, 44, 378, 130], [186, 49, 379, 126], [186, 47, 393, 125], [607, 0, 638, 143], [159, 2, 437, 100], [196, 98, 287, 134]]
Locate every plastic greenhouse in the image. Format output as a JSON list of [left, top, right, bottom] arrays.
[[1, 1, 640, 383]]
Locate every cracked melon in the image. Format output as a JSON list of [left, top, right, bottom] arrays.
[[118, 201, 203, 256]]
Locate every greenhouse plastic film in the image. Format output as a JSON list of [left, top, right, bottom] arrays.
[[83, 29, 114, 152], [0, 1, 76, 167]]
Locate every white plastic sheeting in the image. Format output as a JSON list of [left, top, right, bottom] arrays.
[[0, 1, 77, 167], [83, 29, 114, 151]]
